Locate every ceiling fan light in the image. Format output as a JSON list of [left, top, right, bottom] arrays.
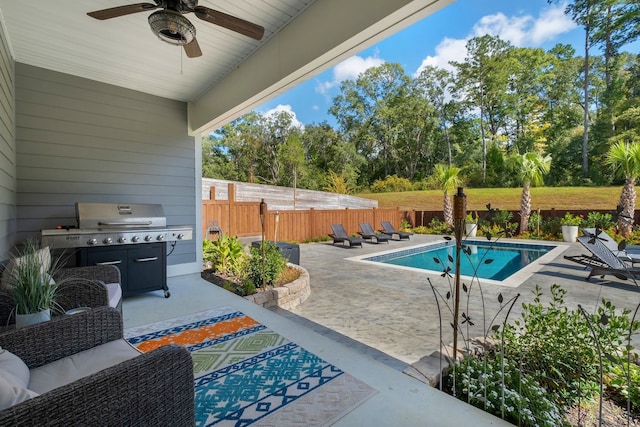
[[148, 10, 195, 46]]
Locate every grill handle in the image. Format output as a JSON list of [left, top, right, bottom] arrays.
[[95, 260, 122, 266], [134, 257, 159, 263], [98, 221, 153, 226]]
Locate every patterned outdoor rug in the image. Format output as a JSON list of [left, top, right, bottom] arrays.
[[124, 307, 377, 426]]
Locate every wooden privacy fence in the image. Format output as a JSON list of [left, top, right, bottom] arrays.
[[407, 209, 640, 228], [202, 184, 401, 242]]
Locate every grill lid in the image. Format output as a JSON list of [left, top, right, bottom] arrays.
[[76, 203, 167, 229]]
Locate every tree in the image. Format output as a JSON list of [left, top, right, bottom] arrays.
[[330, 63, 412, 184], [511, 152, 552, 234], [605, 141, 640, 236], [452, 35, 512, 182], [551, 0, 598, 176], [433, 164, 462, 226]]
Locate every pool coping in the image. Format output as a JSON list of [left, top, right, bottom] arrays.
[[346, 237, 571, 288]]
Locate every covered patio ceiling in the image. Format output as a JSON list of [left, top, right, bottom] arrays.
[[0, 0, 453, 135]]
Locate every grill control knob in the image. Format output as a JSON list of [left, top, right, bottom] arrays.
[[177, 234, 184, 240], [88, 238, 97, 246], [103, 237, 112, 244], [131, 236, 139, 243], [118, 237, 127, 244], [144, 235, 152, 242], [157, 234, 165, 241]]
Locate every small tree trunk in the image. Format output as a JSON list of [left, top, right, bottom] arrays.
[[519, 182, 531, 234], [617, 177, 636, 237]]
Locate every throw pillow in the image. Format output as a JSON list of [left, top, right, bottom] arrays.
[[0, 348, 30, 388], [0, 373, 38, 410], [0, 247, 52, 291]]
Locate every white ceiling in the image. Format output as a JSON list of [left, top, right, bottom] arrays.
[[0, 0, 314, 102], [0, 0, 454, 133]]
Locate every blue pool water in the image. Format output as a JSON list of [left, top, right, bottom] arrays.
[[364, 241, 556, 281]]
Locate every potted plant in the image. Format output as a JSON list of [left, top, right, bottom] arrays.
[[465, 212, 478, 237], [5, 239, 60, 327], [560, 213, 582, 243]]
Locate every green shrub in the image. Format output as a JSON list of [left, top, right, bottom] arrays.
[[426, 217, 451, 235], [582, 212, 616, 230], [370, 175, 413, 193], [247, 241, 287, 287], [500, 285, 639, 406], [203, 235, 247, 277], [605, 361, 640, 410], [451, 355, 562, 427]]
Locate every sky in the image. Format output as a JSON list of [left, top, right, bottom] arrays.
[[256, 0, 639, 128]]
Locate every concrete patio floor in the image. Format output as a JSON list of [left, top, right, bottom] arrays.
[[121, 234, 640, 426]]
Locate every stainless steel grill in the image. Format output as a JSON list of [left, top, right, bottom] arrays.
[[42, 203, 192, 249], [41, 203, 194, 299]]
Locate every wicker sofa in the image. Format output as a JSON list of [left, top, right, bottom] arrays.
[[0, 265, 122, 326], [0, 306, 195, 426]]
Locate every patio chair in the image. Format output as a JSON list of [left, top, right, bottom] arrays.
[[582, 228, 640, 265], [380, 221, 413, 240], [0, 306, 194, 426], [564, 235, 640, 281], [329, 224, 364, 248], [358, 223, 391, 244]]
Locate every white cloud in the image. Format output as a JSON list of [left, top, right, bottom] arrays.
[[263, 104, 304, 129], [529, 5, 577, 44], [414, 3, 577, 76], [316, 54, 385, 96]]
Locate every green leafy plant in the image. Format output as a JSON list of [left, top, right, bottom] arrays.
[[451, 355, 562, 427], [605, 361, 640, 410], [500, 285, 638, 405], [203, 235, 247, 277], [7, 238, 61, 315], [581, 211, 616, 230], [370, 175, 413, 193], [560, 212, 583, 226], [247, 241, 287, 287]]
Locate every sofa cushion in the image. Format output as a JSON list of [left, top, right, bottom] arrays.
[[28, 339, 141, 394], [0, 373, 39, 410], [0, 347, 30, 389]]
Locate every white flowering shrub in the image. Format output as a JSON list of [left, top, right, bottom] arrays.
[[451, 356, 562, 427]]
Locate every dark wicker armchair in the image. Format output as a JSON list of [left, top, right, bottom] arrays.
[[0, 265, 122, 326], [0, 306, 195, 426]]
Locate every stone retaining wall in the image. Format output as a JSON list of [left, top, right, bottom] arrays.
[[244, 264, 310, 310]]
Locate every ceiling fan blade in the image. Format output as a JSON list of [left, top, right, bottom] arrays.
[[87, 3, 158, 20], [193, 6, 264, 40], [183, 38, 202, 58]]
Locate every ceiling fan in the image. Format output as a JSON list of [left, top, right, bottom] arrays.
[[87, 0, 265, 58]]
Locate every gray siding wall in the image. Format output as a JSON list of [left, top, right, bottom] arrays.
[[0, 19, 16, 260], [15, 63, 196, 268]]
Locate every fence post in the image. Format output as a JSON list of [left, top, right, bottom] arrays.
[[209, 186, 216, 201], [310, 208, 315, 241], [228, 183, 235, 237]]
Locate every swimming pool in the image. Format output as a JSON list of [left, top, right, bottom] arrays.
[[352, 239, 565, 286]]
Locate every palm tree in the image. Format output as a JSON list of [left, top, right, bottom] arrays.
[[513, 152, 551, 234], [606, 141, 640, 237], [434, 164, 462, 227]]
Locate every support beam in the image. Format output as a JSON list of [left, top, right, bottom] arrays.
[[188, 0, 454, 134]]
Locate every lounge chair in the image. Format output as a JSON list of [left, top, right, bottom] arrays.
[[358, 223, 391, 244], [329, 224, 364, 248], [582, 228, 640, 265], [380, 221, 413, 240], [564, 235, 640, 281]]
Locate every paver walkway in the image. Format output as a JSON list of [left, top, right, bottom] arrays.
[[274, 234, 640, 368]]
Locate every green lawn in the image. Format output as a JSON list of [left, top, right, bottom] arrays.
[[357, 186, 626, 211]]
